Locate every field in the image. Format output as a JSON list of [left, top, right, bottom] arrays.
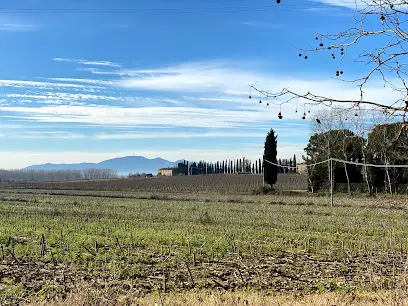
[[1, 175, 408, 305], [2, 173, 308, 193]]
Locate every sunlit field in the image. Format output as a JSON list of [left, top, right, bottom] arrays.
[[1, 177, 408, 305]]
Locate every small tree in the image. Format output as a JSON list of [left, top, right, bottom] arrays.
[[263, 128, 278, 187]]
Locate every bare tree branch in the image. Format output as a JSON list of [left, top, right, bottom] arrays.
[[251, 0, 408, 127]]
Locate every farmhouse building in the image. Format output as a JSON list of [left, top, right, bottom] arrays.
[[157, 168, 175, 176], [157, 162, 188, 176], [296, 163, 308, 174]]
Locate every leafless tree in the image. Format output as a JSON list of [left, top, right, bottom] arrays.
[[251, 1, 408, 131], [310, 108, 386, 194], [0, 169, 118, 182]]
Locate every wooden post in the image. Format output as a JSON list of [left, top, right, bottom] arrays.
[[185, 262, 195, 288], [163, 270, 167, 293], [330, 159, 334, 207]]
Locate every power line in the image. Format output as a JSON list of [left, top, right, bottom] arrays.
[[0, 3, 364, 15], [265, 157, 408, 170]]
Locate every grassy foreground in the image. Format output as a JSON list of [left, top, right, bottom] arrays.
[[1, 188, 408, 304], [30, 286, 408, 306]]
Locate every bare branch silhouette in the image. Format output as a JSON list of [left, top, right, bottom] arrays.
[[251, 0, 408, 127]]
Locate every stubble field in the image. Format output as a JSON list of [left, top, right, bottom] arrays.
[[1, 175, 408, 305], [1, 173, 308, 193]]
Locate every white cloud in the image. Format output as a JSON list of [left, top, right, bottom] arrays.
[[116, 61, 259, 94], [302, 6, 351, 16], [240, 21, 280, 28], [2, 92, 193, 108], [0, 124, 25, 129], [12, 131, 86, 139], [0, 105, 278, 128], [310, 0, 363, 9], [103, 62, 405, 122], [311, 0, 403, 10], [183, 95, 253, 104], [1, 58, 403, 169], [0, 23, 38, 32], [0, 15, 38, 32], [111, 61, 404, 111], [95, 131, 266, 140], [47, 78, 116, 86], [0, 79, 104, 92], [54, 58, 121, 68], [5, 92, 120, 103], [0, 72, 403, 128]]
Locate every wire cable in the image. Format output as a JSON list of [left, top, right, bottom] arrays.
[[264, 158, 408, 170], [264, 158, 329, 169], [0, 2, 369, 15]]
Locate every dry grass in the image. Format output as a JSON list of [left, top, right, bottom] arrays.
[[29, 285, 408, 306], [2, 190, 408, 305]]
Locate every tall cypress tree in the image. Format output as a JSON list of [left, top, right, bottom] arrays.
[[293, 154, 297, 173], [263, 129, 278, 187]]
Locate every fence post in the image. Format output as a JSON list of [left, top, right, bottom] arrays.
[[262, 159, 265, 187], [330, 158, 334, 207]]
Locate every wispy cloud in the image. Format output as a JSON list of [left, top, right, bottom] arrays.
[[0, 101, 375, 132], [46, 78, 116, 86], [240, 21, 280, 28], [0, 14, 39, 32], [4, 92, 120, 103], [303, 6, 351, 16], [0, 23, 38, 32], [95, 131, 266, 140], [0, 60, 403, 128], [0, 105, 278, 128], [79, 67, 149, 77], [309, 0, 398, 10], [0, 79, 104, 92], [0, 57, 402, 170], [1, 92, 192, 108], [54, 58, 121, 68], [12, 131, 86, 139], [0, 124, 26, 129], [310, 0, 361, 9], [115, 61, 267, 94], [108, 61, 403, 112]]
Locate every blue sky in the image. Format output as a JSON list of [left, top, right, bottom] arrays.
[[0, 0, 398, 169]]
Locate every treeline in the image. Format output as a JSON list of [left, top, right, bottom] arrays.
[[180, 155, 297, 175], [305, 122, 408, 193], [188, 158, 257, 175], [0, 169, 118, 182], [277, 158, 297, 173]]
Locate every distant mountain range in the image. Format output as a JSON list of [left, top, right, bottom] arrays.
[[25, 156, 184, 176]]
